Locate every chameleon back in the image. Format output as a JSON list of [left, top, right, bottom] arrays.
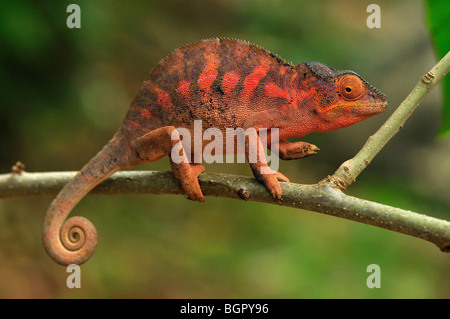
[[122, 38, 297, 136]]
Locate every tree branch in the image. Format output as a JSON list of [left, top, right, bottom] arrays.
[[1, 170, 449, 252]]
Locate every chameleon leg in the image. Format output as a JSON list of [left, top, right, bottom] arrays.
[[270, 139, 319, 160], [132, 126, 205, 201], [242, 109, 293, 199], [244, 128, 289, 199]]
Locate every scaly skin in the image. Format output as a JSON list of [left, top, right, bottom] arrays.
[[42, 38, 387, 265]]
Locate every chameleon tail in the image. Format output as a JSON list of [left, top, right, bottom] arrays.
[[42, 132, 131, 265]]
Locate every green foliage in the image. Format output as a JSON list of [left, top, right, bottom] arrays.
[[426, 0, 450, 137]]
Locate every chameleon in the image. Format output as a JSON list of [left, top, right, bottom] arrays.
[[42, 38, 387, 265]]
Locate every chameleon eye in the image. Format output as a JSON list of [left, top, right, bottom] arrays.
[[338, 74, 364, 100]]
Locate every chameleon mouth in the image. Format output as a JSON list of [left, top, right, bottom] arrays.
[[335, 101, 387, 115]]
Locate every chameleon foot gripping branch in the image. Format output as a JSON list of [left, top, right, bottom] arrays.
[[42, 38, 387, 265]]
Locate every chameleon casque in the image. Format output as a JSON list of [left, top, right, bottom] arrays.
[[42, 38, 387, 265]]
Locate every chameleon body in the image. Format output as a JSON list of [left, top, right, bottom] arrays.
[[42, 38, 387, 265]]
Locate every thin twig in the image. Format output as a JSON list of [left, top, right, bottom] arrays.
[[327, 51, 450, 190]]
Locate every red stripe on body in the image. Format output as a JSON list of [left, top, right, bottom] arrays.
[[264, 82, 289, 100], [198, 47, 220, 103], [140, 109, 151, 119], [150, 84, 173, 109], [176, 80, 191, 101], [241, 64, 270, 104], [222, 71, 240, 95], [127, 120, 141, 128], [198, 70, 218, 94], [157, 91, 172, 108]]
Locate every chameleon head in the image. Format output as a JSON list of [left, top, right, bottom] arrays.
[[297, 62, 387, 132]]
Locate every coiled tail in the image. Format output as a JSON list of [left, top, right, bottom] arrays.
[[42, 133, 130, 265]]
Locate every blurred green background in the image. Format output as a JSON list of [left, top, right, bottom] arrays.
[[0, 0, 449, 298]]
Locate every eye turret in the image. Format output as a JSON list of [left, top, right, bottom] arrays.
[[338, 74, 364, 100]]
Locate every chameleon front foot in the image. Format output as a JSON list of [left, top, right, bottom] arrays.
[[278, 141, 319, 160]]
